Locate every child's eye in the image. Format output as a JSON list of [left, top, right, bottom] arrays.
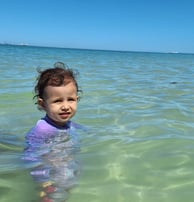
[[53, 99, 62, 103], [68, 98, 76, 102]]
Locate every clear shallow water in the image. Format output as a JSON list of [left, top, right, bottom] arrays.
[[0, 44, 194, 202]]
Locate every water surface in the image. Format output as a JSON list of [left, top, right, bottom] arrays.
[[1, 45, 194, 202]]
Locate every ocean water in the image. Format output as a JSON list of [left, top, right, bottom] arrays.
[[0, 44, 194, 202]]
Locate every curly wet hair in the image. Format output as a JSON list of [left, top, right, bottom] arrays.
[[33, 62, 81, 104]]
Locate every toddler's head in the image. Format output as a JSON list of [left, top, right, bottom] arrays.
[[34, 62, 80, 106], [33, 62, 81, 126]]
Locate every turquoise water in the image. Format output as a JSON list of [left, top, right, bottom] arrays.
[[1, 44, 194, 202]]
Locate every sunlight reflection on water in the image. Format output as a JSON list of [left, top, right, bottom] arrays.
[[1, 45, 194, 202]]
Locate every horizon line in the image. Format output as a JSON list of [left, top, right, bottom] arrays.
[[0, 42, 193, 55]]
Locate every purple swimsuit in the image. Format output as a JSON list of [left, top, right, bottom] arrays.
[[26, 115, 80, 143], [24, 115, 81, 201]]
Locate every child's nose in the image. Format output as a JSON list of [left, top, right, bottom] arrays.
[[61, 102, 69, 110]]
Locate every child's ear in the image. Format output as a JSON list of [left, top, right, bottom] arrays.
[[77, 96, 80, 102], [38, 98, 45, 109]]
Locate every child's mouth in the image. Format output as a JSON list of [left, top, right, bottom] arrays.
[[59, 112, 70, 118]]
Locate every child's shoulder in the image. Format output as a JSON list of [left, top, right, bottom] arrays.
[[26, 119, 57, 138], [70, 121, 81, 129], [70, 121, 87, 131]]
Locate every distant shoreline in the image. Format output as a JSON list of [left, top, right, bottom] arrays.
[[0, 43, 193, 55]]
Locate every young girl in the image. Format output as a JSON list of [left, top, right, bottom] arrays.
[[24, 62, 82, 202]]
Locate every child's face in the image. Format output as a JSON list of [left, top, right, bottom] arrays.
[[38, 82, 79, 126]]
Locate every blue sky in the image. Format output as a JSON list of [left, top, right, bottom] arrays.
[[0, 0, 194, 53]]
